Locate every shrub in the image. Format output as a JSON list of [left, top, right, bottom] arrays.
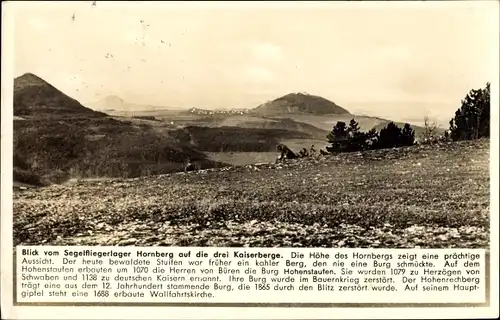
[[423, 116, 439, 141], [133, 116, 158, 121], [419, 131, 450, 145], [400, 123, 416, 146]]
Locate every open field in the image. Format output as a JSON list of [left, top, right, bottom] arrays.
[[205, 152, 279, 166], [267, 113, 445, 137], [103, 111, 435, 137], [13, 139, 489, 248], [205, 139, 328, 166], [97, 108, 436, 139]]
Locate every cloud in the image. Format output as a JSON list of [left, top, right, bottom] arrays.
[[251, 42, 282, 61], [243, 66, 275, 83]]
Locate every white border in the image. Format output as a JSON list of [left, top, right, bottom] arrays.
[[1, 1, 498, 319]]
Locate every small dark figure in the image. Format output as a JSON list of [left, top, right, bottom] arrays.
[[320, 149, 329, 156], [310, 144, 316, 155], [276, 144, 298, 161], [184, 160, 197, 172]]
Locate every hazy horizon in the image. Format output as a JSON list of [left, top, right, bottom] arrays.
[[11, 1, 498, 126]]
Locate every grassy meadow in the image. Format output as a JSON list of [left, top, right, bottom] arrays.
[[13, 139, 489, 248]]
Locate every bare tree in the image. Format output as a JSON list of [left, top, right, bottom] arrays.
[[423, 116, 438, 142]]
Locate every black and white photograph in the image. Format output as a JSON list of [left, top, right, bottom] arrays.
[[11, 1, 493, 249]]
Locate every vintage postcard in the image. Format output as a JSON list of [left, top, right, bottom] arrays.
[[1, 1, 498, 319]]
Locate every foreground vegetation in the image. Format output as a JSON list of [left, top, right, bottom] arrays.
[[14, 116, 229, 185], [324, 82, 491, 154], [13, 139, 489, 248], [13, 76, 491, 248]]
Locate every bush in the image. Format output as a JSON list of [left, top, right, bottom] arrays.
[[400, 123, 416, 147], [423, 116, 439, 141], [133, 116, 158, 121], [449, 82, 490, 141], [419, 131, 450, 146]]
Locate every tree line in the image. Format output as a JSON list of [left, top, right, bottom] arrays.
[[325, 82, 490, 153]]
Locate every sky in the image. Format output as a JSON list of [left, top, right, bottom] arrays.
[[10, 1, 499, 126]]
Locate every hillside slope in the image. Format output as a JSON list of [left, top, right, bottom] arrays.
[[177, 115, 329, 139], [14, 73, 106, 117], [13, 139, 489, 248], [252, 92, 350, 116], [171, 125, 314, 152], [13, 74, 228, 186]]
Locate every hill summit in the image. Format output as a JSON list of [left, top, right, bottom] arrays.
[[13, 73, 105, 117], [100, 95, 125, 106], [252, 92, 350, 115], [87, 95, 126, 111]]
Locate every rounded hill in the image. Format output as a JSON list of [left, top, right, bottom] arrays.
[[252, 92, 350, 116]]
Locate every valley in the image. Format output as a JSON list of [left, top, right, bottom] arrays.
[[13, 73, 436, 187]]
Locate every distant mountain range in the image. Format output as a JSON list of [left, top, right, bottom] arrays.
[[86, 95, 177, 112], [87, 92, 350, 117]]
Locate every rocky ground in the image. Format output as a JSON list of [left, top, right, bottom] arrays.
[[13, 139, 490, 248]]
